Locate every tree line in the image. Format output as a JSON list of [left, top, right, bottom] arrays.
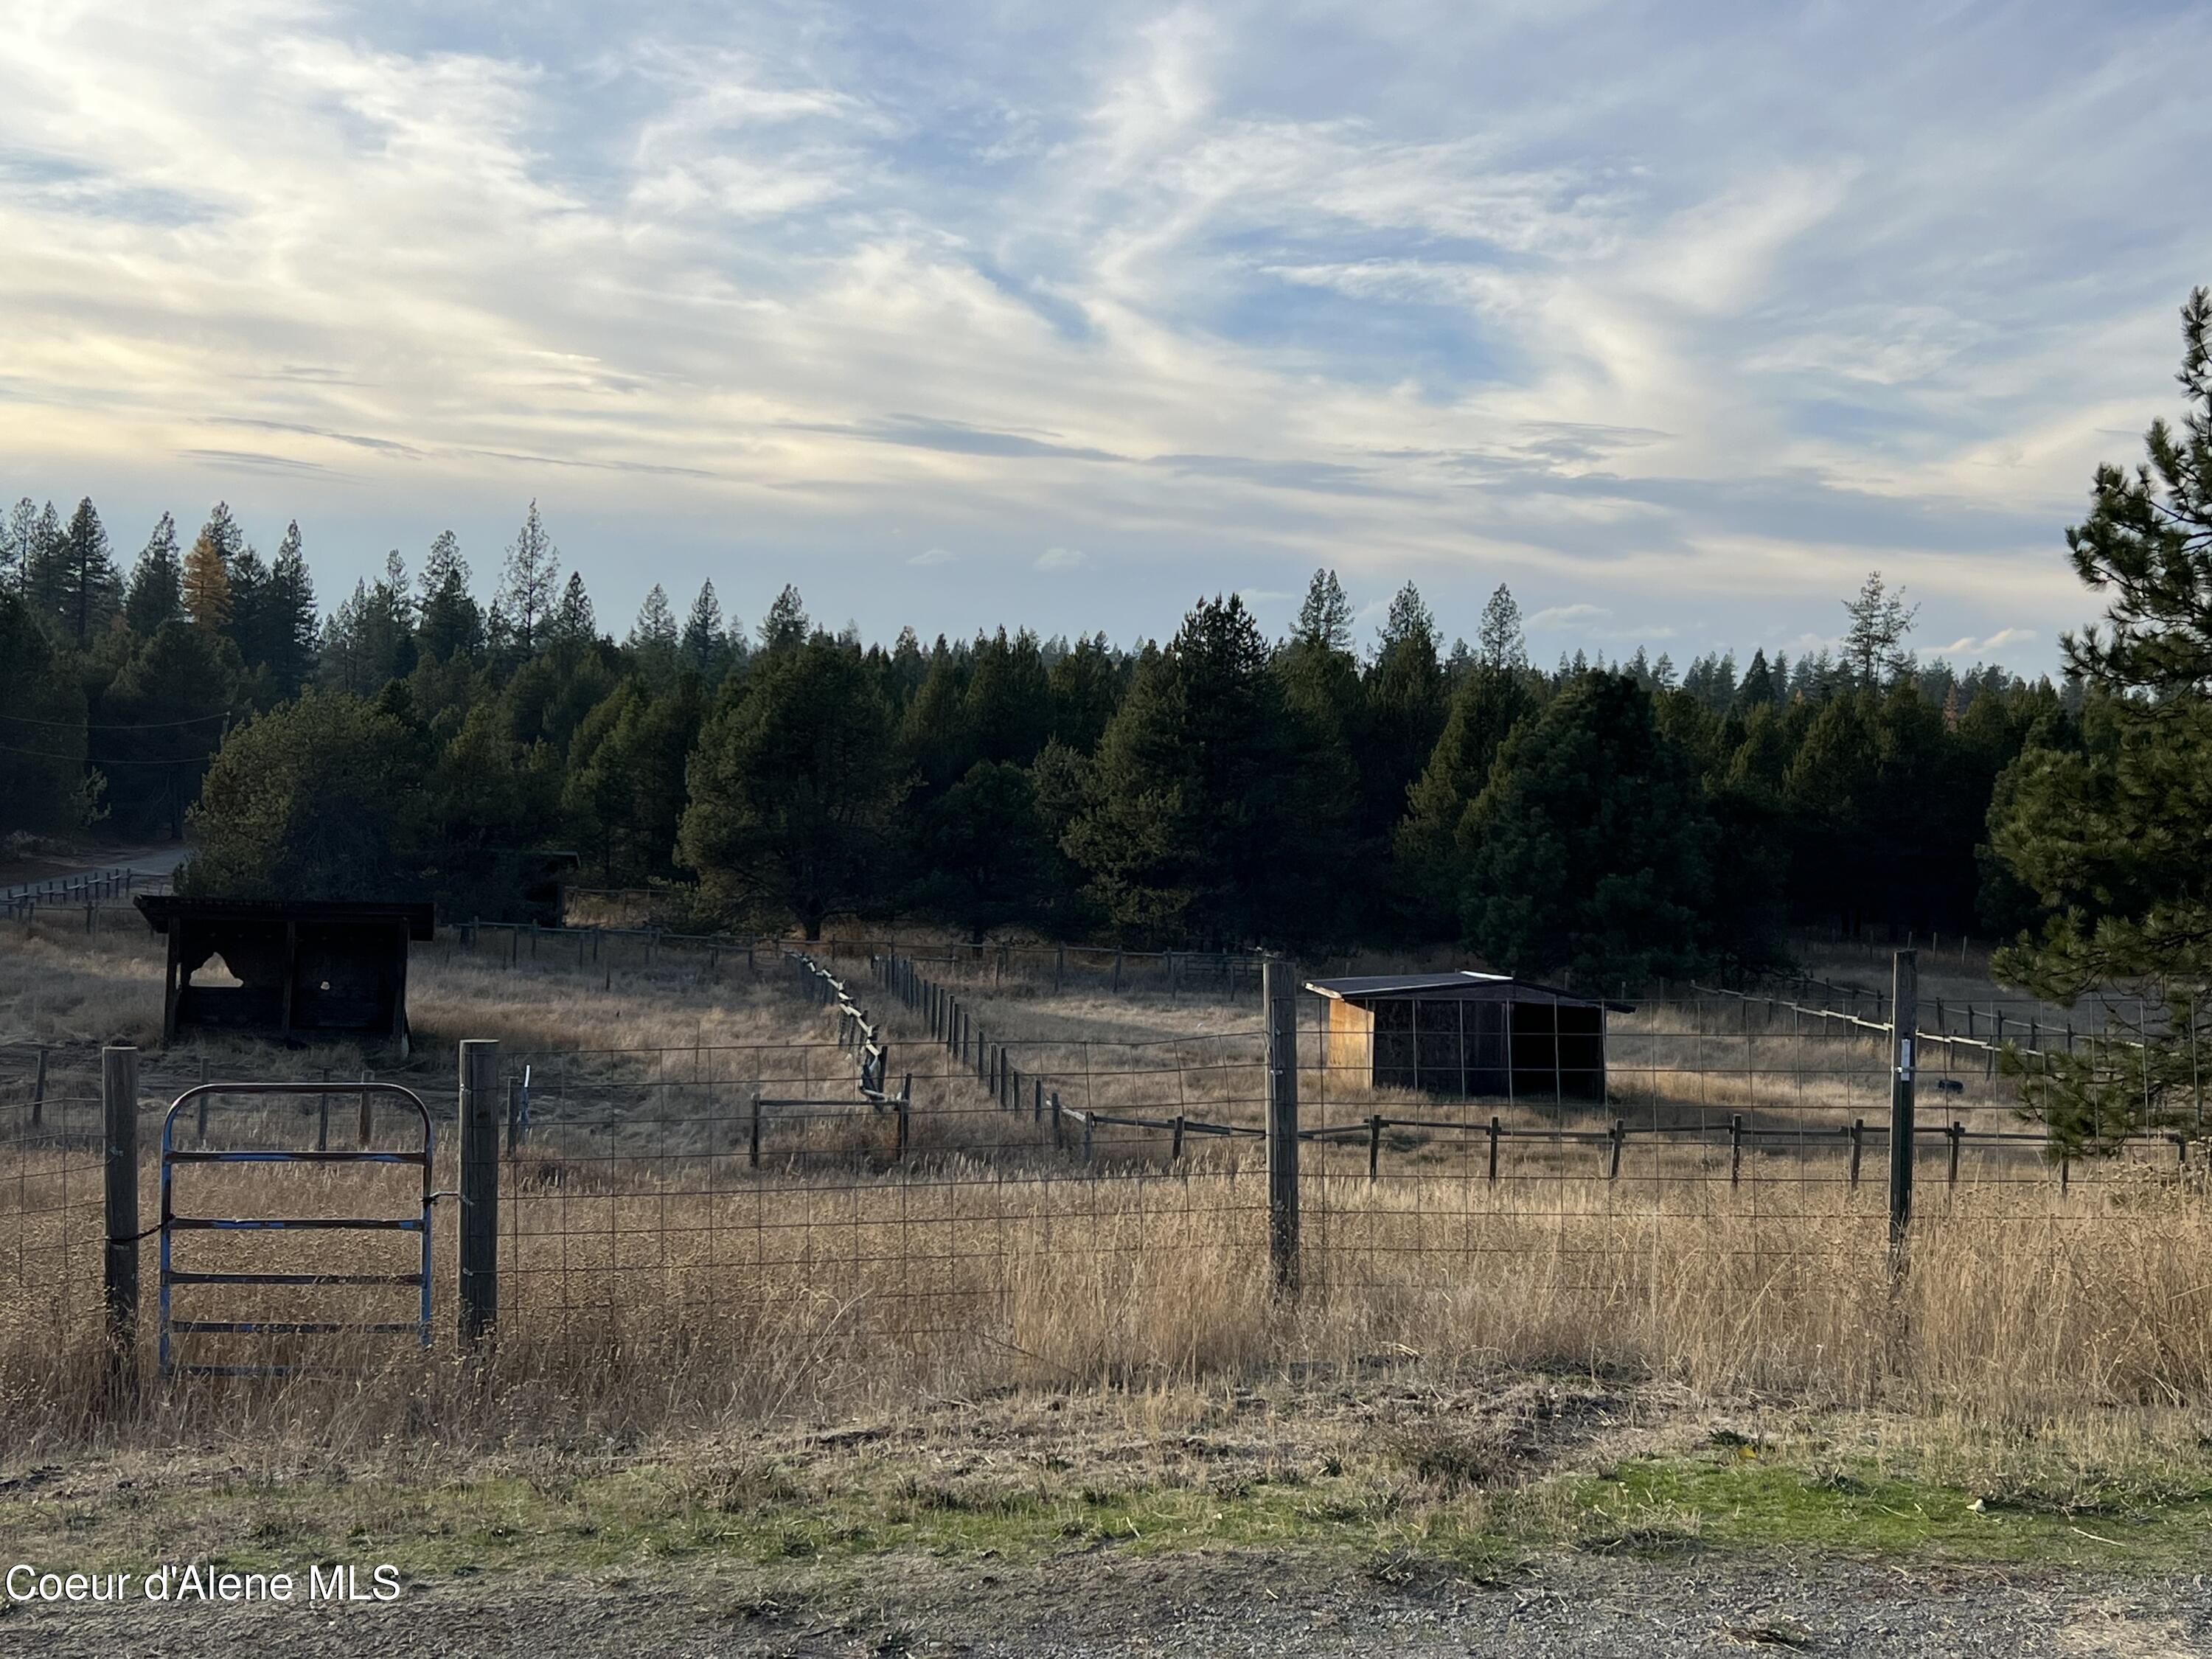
[[1, 484, 2074, 987]]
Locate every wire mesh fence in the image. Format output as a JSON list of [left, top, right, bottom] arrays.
[[9, 946, 2212, 1408]]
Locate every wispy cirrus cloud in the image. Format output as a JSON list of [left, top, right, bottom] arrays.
[[0, 0, 2202, 662]]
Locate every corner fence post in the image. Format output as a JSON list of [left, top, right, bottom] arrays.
[[102, 1045, 139, 1394], [459, 1039, 501, 1346], [1888, 950, 1918, 1267], [1264, 958, 1301, 1295]]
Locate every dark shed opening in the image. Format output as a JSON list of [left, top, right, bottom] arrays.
[[136, 896, 435, 1056]]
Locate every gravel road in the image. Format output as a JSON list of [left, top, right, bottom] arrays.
[[4, 1550, 2207, 1657]]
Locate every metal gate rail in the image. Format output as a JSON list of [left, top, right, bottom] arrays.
[[159, 1081, 434, 1377]]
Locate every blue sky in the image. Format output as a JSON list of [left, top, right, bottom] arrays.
[[4, 0, 2209, 669]]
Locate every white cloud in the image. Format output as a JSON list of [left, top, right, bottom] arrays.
[[0, 0, 2197, 662], [908, 546, 954, 566], [1933, 627, 2039, 657], [1036, 546, 1086, 571]]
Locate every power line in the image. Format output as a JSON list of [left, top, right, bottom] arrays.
[[0, 742, 218, 767], [0, 711, 229, 731]]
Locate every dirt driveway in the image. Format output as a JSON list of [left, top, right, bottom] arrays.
[[4, 1549, 2208, 1657]]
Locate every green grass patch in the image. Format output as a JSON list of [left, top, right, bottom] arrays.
[[7, 1438, 2211, 1584]]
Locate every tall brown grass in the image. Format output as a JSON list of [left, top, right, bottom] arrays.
[[3, 916, 2206, 1460]]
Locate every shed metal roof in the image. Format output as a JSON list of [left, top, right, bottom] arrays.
[[136, 895, 437, 941], [1303, 970, 1613, 1009]]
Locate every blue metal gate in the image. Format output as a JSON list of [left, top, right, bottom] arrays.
[[159, 1080, 435, 1376]]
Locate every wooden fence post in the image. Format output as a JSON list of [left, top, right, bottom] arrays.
[[750, 1093, 762, 1168], [896, 1081, 911, 1161], [29, 1043, 45, 1129], [1848, 1119, 1864, 1187], [102, 1045, 139, 1392], [458, 1039, 501, 1346], [1367, 1113, 1382, 1181], [1947, 1120, 1964, 1188], [1173, 1114, 1187, 1162], [1488, 1116, 1501, 1183], [1264, 958, 1300, 1294], [1888, 950, 1918, 1265], [1608, 1119, 1625, 1180], [1729, 1114, 1744, 1186]]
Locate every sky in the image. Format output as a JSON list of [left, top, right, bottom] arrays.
[[4, 0, 2210, 672]]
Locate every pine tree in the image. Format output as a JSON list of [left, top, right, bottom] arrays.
[[1358, 581, 1447, 888], [681, 580, 729, 677], [678, 636, 899, 937], [125, 512, 184, 636], [497, 501, 560, 653], [225, 543, 272, 668], [55, 497, 120, 643], [1394, 663, 1536, 930], [1463, 672, 1720, 983], [1991, 288, 2212, 1148], [416, 531, 483, 664], [1293, 568, 1354, 651], [265, 521, 319, 698], [1736, 648, 1777, 709], [1064, 595, 1329, 946], [1475, 583, 1526, 671], [1, 498, 35, 594], [1841, 571, 1918, 684], [0, 586, 91, 832], [22, 501, 64, 625], [551, 571, 596, 645], [183, 504, 240, 632], [627, 584, 680, 688], [758, 583, 809, 652]]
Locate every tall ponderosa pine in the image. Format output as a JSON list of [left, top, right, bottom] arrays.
[[0, 587, 91, 832], [21, 501, 65, 626], [265, 521, 319, 698], [758, 584, 809, 653], [1840, 571, 1918, 685], [496, 501, 560, 653], [1064, 594, 1335, 947], [416, 530, 483, 663], [679, 636, 899, 939], [627, 585, 680, 689], [1, 498, 36, 594], [681, 581, 732, 679], [1394, 662, 1536, 931], [55, 496, 120, 642], [549, 571, 597, 647], [125, 512, 184, 636], [1293, 568, 1354, 652], [1357, 581, 1448, 913], [1462, 672, 1719, 984], [1474, 583, 1526, 672], [100, 621, 244, 838], [1992, 287, 2212, 1149], [566, 677, 704, 884]]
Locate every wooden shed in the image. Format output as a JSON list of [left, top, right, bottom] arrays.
[[1304, 972, 1618, 1102], [137, 896, 435, 1055]]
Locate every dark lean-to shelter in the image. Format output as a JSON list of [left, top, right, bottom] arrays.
[[136, 896, 435, 1056], [1304, 971, 1620, 1102]]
